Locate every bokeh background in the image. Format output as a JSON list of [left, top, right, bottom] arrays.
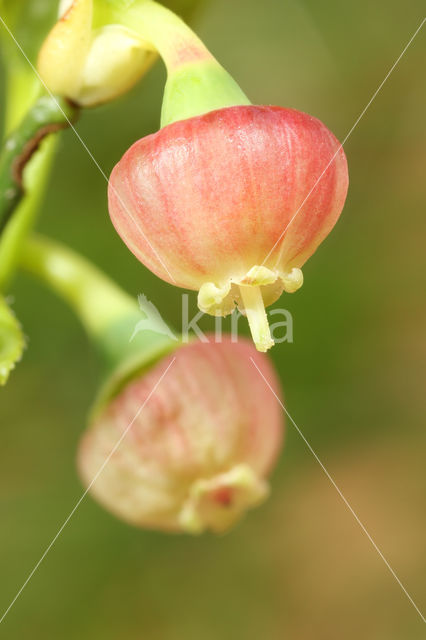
[[1, 1, 426, 638]]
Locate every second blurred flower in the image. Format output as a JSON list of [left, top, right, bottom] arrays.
[[79, 337, 284, 534]]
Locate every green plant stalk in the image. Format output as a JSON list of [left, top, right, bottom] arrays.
[[99, 0, 251, 126], [0, 0, 63, 291], [20, 234, 177, 406], [0, 95, 78, 233], [0, 58, 55, 382], [0, 57, 78, 291], [0, 135, 57, 291]]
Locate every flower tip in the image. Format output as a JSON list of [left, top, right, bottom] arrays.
[[254, 335, 275, 353], [79, 337, 283, 535], [178, 464, 269, 534]]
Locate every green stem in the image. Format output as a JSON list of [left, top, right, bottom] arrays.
[[0, 95, 78, 233], [20, 234, 177, 405], [21, 234, 139, 336], [103, 0, 250, 126], [0, 90, 79, 292], [99, 0, 213, 72], [0, 136, 55, 291]]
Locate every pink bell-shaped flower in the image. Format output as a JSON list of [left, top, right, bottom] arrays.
[[78, 337, 283, 534], [109, 105, 348, 351]]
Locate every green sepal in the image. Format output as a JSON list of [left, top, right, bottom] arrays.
[[161, 60, 251, 127], [104, 0, 251, 127]]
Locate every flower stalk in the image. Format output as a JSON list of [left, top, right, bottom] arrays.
[[105, 0, 250, 126], [20, 234, 177, 408], [0, 136, 57, 292], [0, 95, 78, 233], [0, 94, 79, 293]]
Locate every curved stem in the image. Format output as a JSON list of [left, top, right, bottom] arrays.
[[21, 234, 139, 335], [0, 86, 79, 292], [0, 95, 78, 233], [20, 234, 177, 383], [0, 137, 57, 291], [104, 0, 250, 126], [100, 0, 213, 73]]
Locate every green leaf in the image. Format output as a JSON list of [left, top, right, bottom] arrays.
[[0, 295, 25, 385]]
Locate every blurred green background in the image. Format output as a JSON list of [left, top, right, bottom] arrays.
[[1, 1, 426, 638]]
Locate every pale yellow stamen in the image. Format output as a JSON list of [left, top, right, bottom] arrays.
[[238, 284, 274, 352]]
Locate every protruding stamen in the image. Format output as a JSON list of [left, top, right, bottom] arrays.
[[238, 284, 274, 352]]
